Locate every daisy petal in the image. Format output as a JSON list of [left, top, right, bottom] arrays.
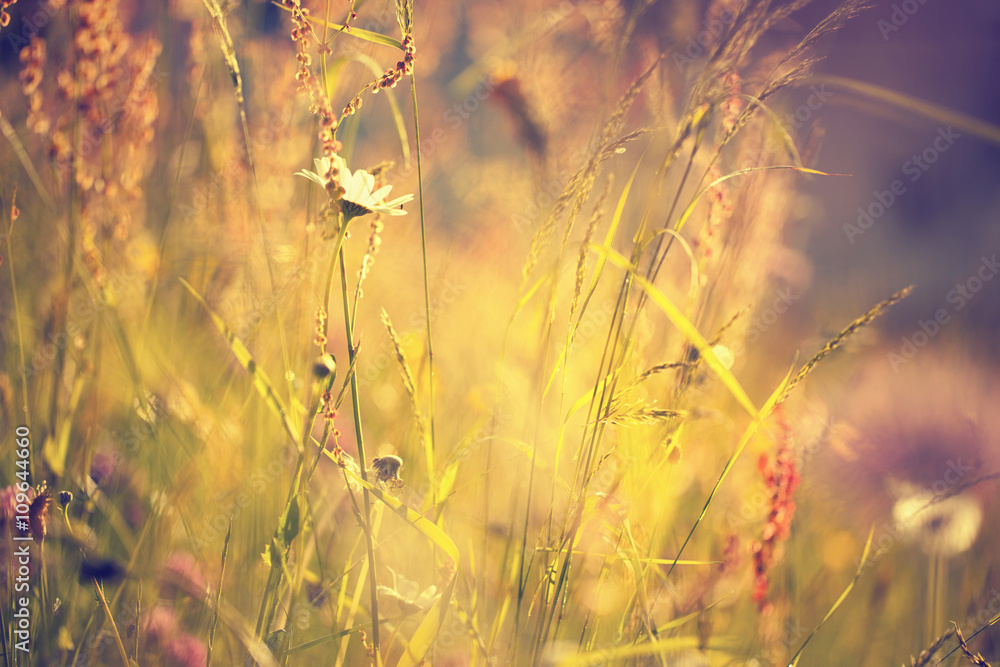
[[296, 170, 327, 188], [298, 154, 414, 221], [369, 185, 394, 203]]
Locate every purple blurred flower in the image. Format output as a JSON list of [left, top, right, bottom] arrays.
[[817, 349, 999, 555], [141, 606, 207, 667], [159, 551, 207, 597], [163, 632, 208, 667], [142, 605, 179, 644], [89, 450, 131, 493]]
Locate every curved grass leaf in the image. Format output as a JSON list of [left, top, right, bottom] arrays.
[[272, 2, 404, 50], [329, 452, 459, 666], [657, 596, 728, 633], [556, 635, 739, 666], [666, 365, 794, 577], [579, 152, 640, 313], [789, 527, 874, 666], [743, 94, 804, 167], [179, 278, 301, 444], [326, 53, 410, 168], [544, 161, 639, 397], [673, 165, 841, 235], [810, 75, 1000, 147], [591, 247, 758, 418]]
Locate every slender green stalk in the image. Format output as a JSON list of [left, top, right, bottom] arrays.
[[250, 196, 356, 648], [207, 519, 232, 667], [202, 0, 294, 400], [134, 583, 141, 661], [338, 243, 380, 658], [139, 65, 207, 347], [3, 197, 29, 434], [94, 581, 131, 667], [0, 588, 8, 666], [409, 73, 437, 508]]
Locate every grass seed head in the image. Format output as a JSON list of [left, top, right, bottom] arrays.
[[29, 483, 53, 544]]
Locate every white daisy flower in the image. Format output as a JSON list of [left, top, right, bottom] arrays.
[[297, 155, 413, 222]]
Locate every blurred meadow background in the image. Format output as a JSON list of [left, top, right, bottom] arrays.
[[1, 0, 1000, 665]]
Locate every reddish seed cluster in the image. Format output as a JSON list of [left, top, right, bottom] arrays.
[[284, 0, 342, 161], [751, 410, 801, 614], [123, 39, 163, 150], [371, 34, 415, 95], [695, 164, 732, 260], [721, 70, 743, 134], [0, 483, 51, 545], [357, 210, 385, 288], [324, 167, 346, 202], [17, 0, 162, 287], [35, 0, 161, 182], [286, 0, 314, 84], [329, 444, 346, 467], [320, 392, 339, 440], [359, 629, 374, 661], [321, 391, 333, 419], [314, 306, 327, 350], [1, 0, 18, 28], [341, 94, 363, 117], [28, 484, 52, 544], [68, 0, 132, 127], [341, 34, 416, 120], [719, 533, 741, 574], [7, 184, 18, 224], [18, 37, 47, 134]]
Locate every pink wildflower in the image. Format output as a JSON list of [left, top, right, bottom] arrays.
[[751, 409, 801, 613]]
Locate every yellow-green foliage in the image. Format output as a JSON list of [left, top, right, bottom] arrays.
[[2, 1, 999, 666]]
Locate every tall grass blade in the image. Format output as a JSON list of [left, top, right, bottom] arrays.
[[179, 278, 301, 444], [0, 113, 55, 211], [780, 285, 913, 402], [326, 53, 411, 167], [593, 246, 758, 418], [789, 527, 875, 666], [330, 452, 459, 666], [206, 518, 233, 667], [667, 365, 794, 577], [810, 75, 1000, 147], [673, 165, 840, 235], [556, 635, 739, 666]]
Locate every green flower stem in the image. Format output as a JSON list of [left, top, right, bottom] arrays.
[[409, 73, 437, 509], [338, 241, 381, 657], [254, 321, 337, 642]]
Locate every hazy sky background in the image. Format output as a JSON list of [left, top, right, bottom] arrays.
[[793, 0, 1000, 356]]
